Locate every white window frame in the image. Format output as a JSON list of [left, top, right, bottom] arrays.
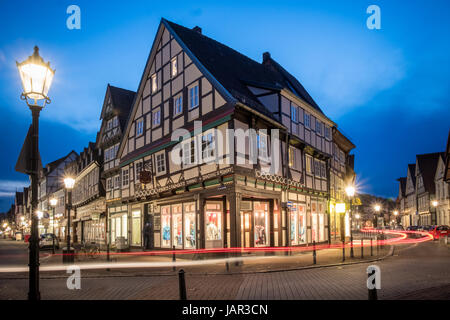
[[290, 105, 298, 123], [136, 119, 144, 136], [257, 131, 269, 161], [304, 113, 311, 128], [289, 146, 295, 168], [135, 161, 143, 183], [114, 175, 120, 189], [151, 74, 157, 93], [153, 110, 161, 127], [122, 169, 129, 187], [171, 57, 178, 77], [202, 130, 215, 163], [174, 95, 183, 116], [155, 152, 166, 175], [188, 85, 199, 110]]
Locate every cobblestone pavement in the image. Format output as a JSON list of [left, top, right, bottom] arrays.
[[0, 240, 449, 300]]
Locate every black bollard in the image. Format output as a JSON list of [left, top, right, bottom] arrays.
[[342, 240, 345, 262], [368, 268, 378, 300], [172, 245, 176, 272], [225, 261, 230, 273], [178, 269, 187, 300], [361, 239, 364, 259], [313, 240, 317, 265], [370, 238, 373, 256]]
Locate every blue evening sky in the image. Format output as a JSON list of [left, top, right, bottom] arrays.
[[0, 0, 449, 211]]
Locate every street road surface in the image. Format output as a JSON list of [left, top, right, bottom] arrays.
[[0, 238, 449, 299]]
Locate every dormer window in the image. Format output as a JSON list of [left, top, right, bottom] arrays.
[[171, 57, 178, 77], [151, 74, 157, 93]]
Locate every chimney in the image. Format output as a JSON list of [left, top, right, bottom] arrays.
[[262, 52, 271, 65], [192, 26, 202, 34]]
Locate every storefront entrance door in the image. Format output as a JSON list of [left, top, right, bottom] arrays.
[[240, 211, 252, 248], [205, 201, 223, 249]]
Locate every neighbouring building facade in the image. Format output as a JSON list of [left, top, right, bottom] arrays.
[[66, 142, 106, 245], [396, 177, 408, 227], [114, 19, 356, 251], [434, 153, 449, 226], [416, 152, 442, 226], [38, 151, 78, 235], [97, 85, 136, 249], [404, 164, 417, 226]]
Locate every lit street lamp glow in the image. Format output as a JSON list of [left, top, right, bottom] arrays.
[[49, 198, 58, 207], [394, 211, 399, 216], [432, 200, 438, 207], [64, 177, 75, 189], [374, 205, 381, 212], [345, 185, 356, 197], [36, 211, 43, 219], [355, 214, 360, 219]]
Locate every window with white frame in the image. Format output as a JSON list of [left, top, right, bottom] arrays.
[[257, 132, 269, 160], [136, 119, 144, 136], [151, 74, 157, 93], [171, 57, 178, 77], [325, 126, 331, 139], [290, 105, 298, 123], [106, 178, 112, 191], [316, 120, 322, 135], [320, 162, 326, 178], [289, 146, 295, 167], [153, 110, 161, 127], [174, 95, 183, 116], [156, 152, 166, 174], [304, 113, 311, 128], [114, 175, 120, 189], [189, 85, 199, 110], [306, 155, 313, 174], [182, 139, 196, 166], [202, 131, 215, 161], [135, 162, 143, 182], [122, 169, 129, 187], [113, 116, 119, 128]]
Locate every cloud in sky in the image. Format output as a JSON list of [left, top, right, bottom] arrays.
[[0, 180, 29, 197]]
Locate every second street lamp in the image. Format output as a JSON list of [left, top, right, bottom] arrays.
[[63, 177, 75, 263], [49, 198, 58, 254], [345, 185, 356, 258]]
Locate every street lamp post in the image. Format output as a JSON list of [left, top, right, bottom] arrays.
[[345, 185, 356, 258], [49, 198, 58, 254], [16, 46, 55, 301], [63, 177, 75, 263]]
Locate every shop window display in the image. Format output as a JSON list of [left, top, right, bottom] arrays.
[[172, 204, 183, 248], [161, 206, 171, 248], [253, 202, 269, 247], [205, 203, 222, 241], [184, 203, 196, 248]]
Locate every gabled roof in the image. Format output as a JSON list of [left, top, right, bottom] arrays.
[[416, 152, 444, 194], [164, 19, 325, 120], [15, 192, 23, 206], [108, 85, 136, 130], [407, 164, 416, 187], [44, 150, 77, 175], [396, 177, 407, 197]]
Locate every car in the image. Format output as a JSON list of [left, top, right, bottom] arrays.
[[430, 225, 449, 240], [406, 226, 419, 231], [39, 233, 60, 249]]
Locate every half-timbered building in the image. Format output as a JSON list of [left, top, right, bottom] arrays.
[[115, 19, 356, 250], [96, 85, 136, 248]]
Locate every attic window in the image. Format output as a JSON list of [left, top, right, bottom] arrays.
[[151, 74, 157, 93], [171, 57, 178, 77]]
